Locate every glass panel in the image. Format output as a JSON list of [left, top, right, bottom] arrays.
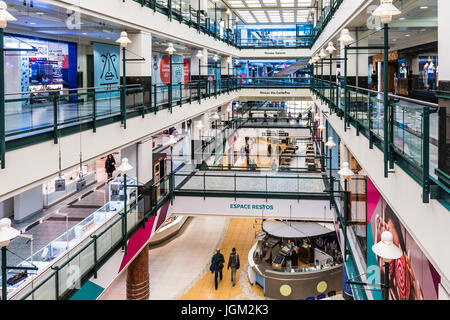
[[30, 275, 56, 300]]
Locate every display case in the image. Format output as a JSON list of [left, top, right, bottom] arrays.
[[2, 199, 125, 297], [108, 175, 137, 203], [43, 164, 96, 208]]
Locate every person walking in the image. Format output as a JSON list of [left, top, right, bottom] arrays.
[[267, 143, 272, 156], [105, 154, 116, 179], [227, 248, 240, 287], [210, 248, 225, 290]]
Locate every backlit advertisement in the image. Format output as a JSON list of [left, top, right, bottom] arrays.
[[366, 178, 441, 300]]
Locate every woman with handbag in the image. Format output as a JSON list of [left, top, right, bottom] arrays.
[[227, 248, 240, 287]]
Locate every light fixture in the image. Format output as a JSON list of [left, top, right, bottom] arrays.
[[212, 112, 220, 121], [0, 218, 20, 247], [197, 121, 204, 130], [319, 48, 327, 59], [118, 158, 133, 174], [338, 28, 354, 46], [196, 50, 203, 59], [235, 17, 239, 23], [166, 43, 176, 55], [372, 231, 402, 262], [227, 57, 232, 64], [226, 8, 231, 15], [337, 162, 354, 179], [168, 135, 177, 147], [227, 105, 232, 112], [116, 31, 132, 47], [213, 54, 219, 62], [325, 137, 336, 149], [0, 1, 16, 29], [235, 60, 239, 65], [372, 0, 401, 24], [326, 41, 336, 54]]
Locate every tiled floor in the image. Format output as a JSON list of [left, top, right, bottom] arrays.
[[180, 218, 265, 300], [100, 215, 230, 300]]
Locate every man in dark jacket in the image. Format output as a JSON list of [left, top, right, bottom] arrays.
[[210, 248, 225, 290], [227, 248, 240, 287]]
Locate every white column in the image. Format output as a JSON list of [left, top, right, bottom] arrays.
[[126, 32, 152, 77], [439, 0, 450, 81], [0, 198, 14, 219], [137, 138, 153, 183], [201, 48, 208, 76], [120, 144, 138, 178]]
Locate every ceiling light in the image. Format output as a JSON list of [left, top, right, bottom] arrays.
[[338, 28, 354, 46], [213, 54, 219, 61], [116, 31, 132, 47], [196, 50, 203, 59], [0, 1, 17, 29], [166, 43, 176, 55], [326, 41, 336, 54], [372, 0, 401, 24]]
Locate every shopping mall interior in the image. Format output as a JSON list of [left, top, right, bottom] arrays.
[[0, 0, 448, 303]]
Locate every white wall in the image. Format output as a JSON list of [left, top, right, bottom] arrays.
[[13, 184, 43, 222], [0, 198, 14, 219], [137, 138, 153, 183], [120, 144, 138, 178], [438, 0, 450, 81]]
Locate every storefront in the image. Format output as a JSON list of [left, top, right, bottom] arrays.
[[4, 34, 77, 99]]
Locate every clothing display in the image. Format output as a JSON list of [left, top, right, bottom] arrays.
[[423, 58, 437, 90]]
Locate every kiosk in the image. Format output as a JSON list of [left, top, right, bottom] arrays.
[[248, 221, 343, 300]]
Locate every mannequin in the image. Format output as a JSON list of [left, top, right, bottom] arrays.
[[423, 57, 436, 90]]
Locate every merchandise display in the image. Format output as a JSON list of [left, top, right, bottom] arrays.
[[43, 165, 96, 207]]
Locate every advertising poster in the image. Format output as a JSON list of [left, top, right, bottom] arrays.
[[366, 177, 441, 300], [93, 42, 120, 99], [183, 58, 190, 84], [152, 52, 186, 103]]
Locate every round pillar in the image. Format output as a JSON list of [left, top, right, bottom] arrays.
[[126, 247, 149, 300]]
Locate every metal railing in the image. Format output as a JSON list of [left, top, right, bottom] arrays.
[[15, 176, 171, 300], [132, 0, 313, 49], [312, 78, 449, 208]]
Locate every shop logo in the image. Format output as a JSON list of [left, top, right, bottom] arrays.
[[66, 6, 81, 30], [100, 52, 119, 84]]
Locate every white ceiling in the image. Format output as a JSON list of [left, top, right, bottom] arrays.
[[225, 0, 314, 24]]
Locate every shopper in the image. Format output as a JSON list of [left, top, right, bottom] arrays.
[[271, 159, 278, 171], [227, 248, 240, 287], [210, 248, 225, 290], [263, 111, 268, 123], [105, 154, 116, 179], [267, 143, 272, 156]]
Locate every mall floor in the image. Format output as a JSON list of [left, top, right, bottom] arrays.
[[100, 217, 266, 300]]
